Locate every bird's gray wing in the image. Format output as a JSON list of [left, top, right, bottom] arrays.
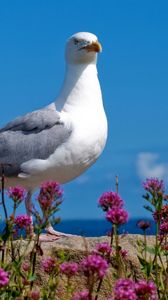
[[0, 106, 62, 133], [0, 105, 72, 176]]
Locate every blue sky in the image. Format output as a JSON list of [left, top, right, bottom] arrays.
[[0, 0, 168, 220]]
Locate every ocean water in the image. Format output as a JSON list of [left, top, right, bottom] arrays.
[[54, 219, 156, 237], [0, 219, 155, 237]]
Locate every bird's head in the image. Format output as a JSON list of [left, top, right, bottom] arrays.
[[65, 32, 102, 65]]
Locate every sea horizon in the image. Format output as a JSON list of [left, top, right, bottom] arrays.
[[0, 218, 155, 237], [54, 218, 155, 237]]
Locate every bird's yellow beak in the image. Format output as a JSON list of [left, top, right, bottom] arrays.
[[82, 41, 102, 53]]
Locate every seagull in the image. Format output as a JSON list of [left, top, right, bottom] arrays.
[[0, 32, 108, 238]]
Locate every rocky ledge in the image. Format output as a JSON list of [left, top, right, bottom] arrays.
[[15, 234, 156, 299]]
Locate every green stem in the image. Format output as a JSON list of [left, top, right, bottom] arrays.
[[95, 278, 103, 300], [110, 225, 114, 247], [154, 223, 159, 287], [114, 224, 121, 278], [1, 165, 8, 220], [65, 277, 72, 299], [114, 225, 119, 255], [30, 233, 40, 289], [1, 165, 7, 264], [143, 229, 148, 280], [10, 204, 17, 261], [10, 238, 15, 262], [144, 231, 147, 262]]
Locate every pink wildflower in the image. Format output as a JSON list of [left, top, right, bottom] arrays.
[[39, 181, 63, 198], [94, 242, 112, 256], [161, 244, 168, 251], [159, 222, 168, 234], [29, 290, 40, 300], [98, 191, 124, 211], [135, 280, 157, 300], [60, 262, 78, 277], [106, 207, 128, 225], [137, 220, 151, 231], [119, 249, 128, 259], [153, 205, 168, 223], [111, 279, 157, 300], [38, 180, 63, 210], [41, 256, 56, 273], [112, 278, 137, 300], [81, 254, 108, 279], [7, 186, 27, 203], [71, 290, 90, 300], [0, 268, 9, 288], [14, 215, 32, 229], [143, 178, 165, 194], [22, 262, 30, 272]]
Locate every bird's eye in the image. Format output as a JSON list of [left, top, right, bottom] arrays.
[[74, 39, 79, 45]]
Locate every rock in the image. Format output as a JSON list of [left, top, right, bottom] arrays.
[[37, 234, 155, 299], [13, 234, 156, 299]]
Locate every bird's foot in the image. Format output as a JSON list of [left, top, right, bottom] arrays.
[[39, 233, 61, 242], [45, 225, 75, 237]]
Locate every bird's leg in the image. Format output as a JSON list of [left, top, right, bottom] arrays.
[[25, 191, 72, 241], [25, 190, 34, 238], [25, 191, 78, 240], [25, 191, 60, 242], [25, 190, 32, 215]]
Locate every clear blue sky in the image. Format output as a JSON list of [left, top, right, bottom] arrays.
[[0, 0, 168, 220]]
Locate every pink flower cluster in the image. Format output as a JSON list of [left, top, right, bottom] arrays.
[[71, 290, 90, 300], [81, 254, 108, 279], [119, 248, 128, 259], [41, 256, 56, 273], [112, 278, 136, 300], [7, 186, 27, 203], [153, 205, 168, 236], [135, 280, 157, 300], [0, 268, 9, 288], [98, 191, 128, 226], [143, 178, 165, 194], [110, 278, 157, 300], [94, 242, 112, 256], [137, 220, 151, 231], [60, 262, 78, 277], [160, 222, 168, 235], [153, 204, 168, 223], [14, 215, 32, 229], [38, 181, 63, 211], [98, 192, 124, 211], [30, 289, 40, 300], [22, 262, 30, 272], [106, 207, 128, 225]]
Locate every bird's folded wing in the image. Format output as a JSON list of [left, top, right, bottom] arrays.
[[0, 106, 72, 176], [0, 106, 62, 133]]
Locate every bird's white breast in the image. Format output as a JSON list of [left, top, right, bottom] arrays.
[[46, 64, 108, 181], [18, 63, 108, 185], [45, 101, 107, 183]]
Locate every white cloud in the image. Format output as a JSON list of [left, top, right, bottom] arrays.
[[136, 152, 168, 181]]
